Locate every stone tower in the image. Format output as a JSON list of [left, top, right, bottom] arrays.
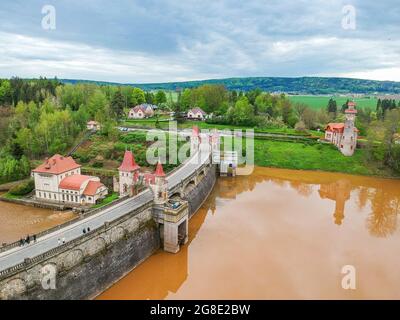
[[151, 160, 168, 204], [210, 129, 220, 164], [190, 126, 200, 156], [118, 150, 140, 197], [340, 101, 358, 156]]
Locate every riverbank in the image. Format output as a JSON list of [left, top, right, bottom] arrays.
[[253, 139, 396, 178]]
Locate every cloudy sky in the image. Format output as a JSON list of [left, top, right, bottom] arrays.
[[0, 0, 399, 83]]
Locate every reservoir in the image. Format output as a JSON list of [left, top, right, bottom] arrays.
[[97, 167, 400, 300], [0, 194, 77, 244]]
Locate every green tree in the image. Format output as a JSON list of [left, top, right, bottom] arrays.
[[111, 90, 125, 118], [130, 87, 145, 106], [155, 90, 167, 105]]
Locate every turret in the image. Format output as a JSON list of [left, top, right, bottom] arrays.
[[190, 126, 200, 155], [118, 150, 140, 196], [340, 102, 358, 156], [152, 160, 168, 204]]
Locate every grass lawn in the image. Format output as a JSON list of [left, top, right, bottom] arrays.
[[253, 139, 393, 177], [1, 192, 23, 200], [92, 192, 119, 209], [288, 95, 379, 111]]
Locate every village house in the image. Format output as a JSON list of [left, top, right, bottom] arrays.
[[187, 107, 207, 120], [86, 120, 101, 131], [324, 102, 359, 156], [32, 154, 108, 205], [128, 104, 155, 119]]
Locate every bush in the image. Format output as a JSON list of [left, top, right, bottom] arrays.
[[9, 179, 34, 196], [92, 161, 104, 168]]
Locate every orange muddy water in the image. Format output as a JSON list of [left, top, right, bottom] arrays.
[[0, 195, 77, 244], [88, 168, 400, 299], [97, 167, 400, 299]]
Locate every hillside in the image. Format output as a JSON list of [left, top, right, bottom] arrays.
[[60, 77, 400, 94]]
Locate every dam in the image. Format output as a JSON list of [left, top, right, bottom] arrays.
[[0, 133, 216, 300]]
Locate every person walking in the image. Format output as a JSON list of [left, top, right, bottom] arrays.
[[33, 234, 37, 243]]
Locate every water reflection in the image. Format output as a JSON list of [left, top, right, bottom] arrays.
[[212, 168, 400, 237], [98, 167, 400, 300]]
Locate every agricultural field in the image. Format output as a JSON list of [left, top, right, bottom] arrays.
[[287, 95, 379, 110]]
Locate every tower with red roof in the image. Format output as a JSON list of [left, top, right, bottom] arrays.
[[118, 150, 140, 196], [190, 126, 200, 155], [340, 101, 358, 156], [151, 160, 168, 204]]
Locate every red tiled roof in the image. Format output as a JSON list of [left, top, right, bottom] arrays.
[[59, 175, 92, 190], [345, 109, 358, 114], [325, 123, 345, 133], [119, 151, 140, 172], [348, 101, 356, 107], [155, 161, 165, 177], [33, 154, 81, 174], [189, 107, 206, 115], [83, 180, 104, 196]]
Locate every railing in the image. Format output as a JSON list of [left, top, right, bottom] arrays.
[[0, 199, 154, 279], [0, 195, 129, 254]]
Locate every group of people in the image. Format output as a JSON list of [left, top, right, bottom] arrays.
[[19, 234, 36, 246]]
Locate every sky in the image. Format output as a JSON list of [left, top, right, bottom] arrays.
[[0, 0, 399, 83]]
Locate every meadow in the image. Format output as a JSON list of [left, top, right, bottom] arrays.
[[287, 95, 379, 110]]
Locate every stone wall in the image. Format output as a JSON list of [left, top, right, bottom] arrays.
[[0, 206, 160, 300], [185, 165, 217, 218]]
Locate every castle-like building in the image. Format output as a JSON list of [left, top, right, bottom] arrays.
[[114, 150, 168, 204], [324, 101, 359, 156]]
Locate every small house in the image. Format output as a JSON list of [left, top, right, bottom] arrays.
[[187, 107, 207, 120]]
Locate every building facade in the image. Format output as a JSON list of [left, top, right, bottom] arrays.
[[128, 104, 155, 119], [187, 107, 207, 120], [32, 154, 108, 205]]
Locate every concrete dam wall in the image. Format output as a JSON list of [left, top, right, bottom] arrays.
[[0, 165, 217, 300]]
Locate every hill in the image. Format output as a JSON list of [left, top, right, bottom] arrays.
[[60, 76, 400, 94]]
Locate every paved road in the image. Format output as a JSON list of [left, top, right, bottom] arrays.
[[0, 148, 210, 272]]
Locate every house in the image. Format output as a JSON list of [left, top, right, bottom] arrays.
[[32, 154, 108, 205], [187, 107, 207, 120], [324, 102, 359, 156], [87, 120, 101, 131], [128, 104, 155, 119]]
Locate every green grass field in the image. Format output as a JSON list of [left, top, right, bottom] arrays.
[[253, 139, 392, 177], [288, 95, 379, 111]]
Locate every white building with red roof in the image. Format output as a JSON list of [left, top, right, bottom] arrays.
[[32, 154, 108, 205], [324, 102, 359, 156], [187, 107, 207, 120], [128, 104, 155, 119]]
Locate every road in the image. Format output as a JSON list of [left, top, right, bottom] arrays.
[[0, 148, 210, 272]]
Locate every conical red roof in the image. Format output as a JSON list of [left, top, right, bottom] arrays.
[[155, 161, 165, 177], [119, 151, 140, 172]]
